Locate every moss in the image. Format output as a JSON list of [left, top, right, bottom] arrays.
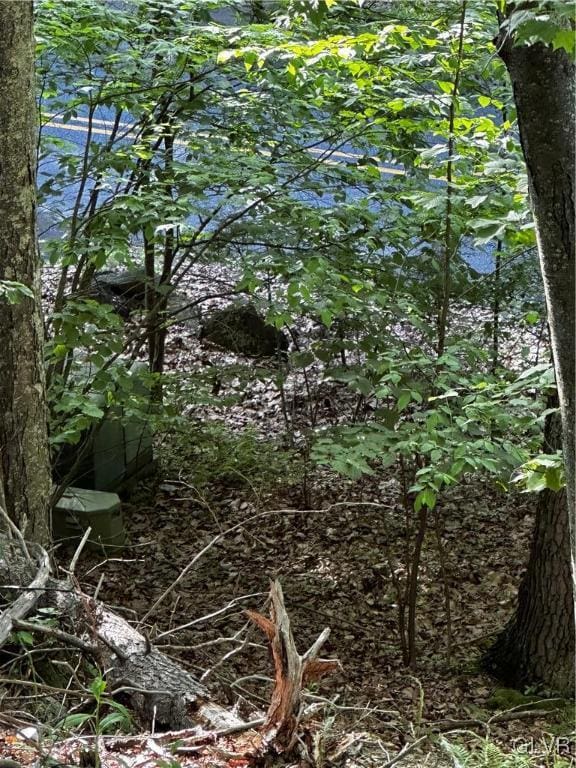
[[487, 687, 534, 710]]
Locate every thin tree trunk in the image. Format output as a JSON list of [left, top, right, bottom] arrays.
[[436, 0, 466, 357], [0, 2, 52, 545], [491, 239, 502, 373]]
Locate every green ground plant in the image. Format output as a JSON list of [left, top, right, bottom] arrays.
[[159, 420, 303, 499]]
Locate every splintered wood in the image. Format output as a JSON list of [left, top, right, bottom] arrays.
[[247, 579, 341, 754]]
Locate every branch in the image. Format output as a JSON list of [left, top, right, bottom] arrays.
[[0, 543, 50, 647]]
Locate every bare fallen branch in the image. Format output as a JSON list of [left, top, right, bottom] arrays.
[[0, 543, 50, 647], [139, 503, 394, 626], [12, 618, 98, 655]]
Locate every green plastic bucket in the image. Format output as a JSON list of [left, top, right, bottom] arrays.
[[53, 487, 126, 554]]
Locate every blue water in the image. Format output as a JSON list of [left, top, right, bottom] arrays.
[[39, 102, 496, 274]]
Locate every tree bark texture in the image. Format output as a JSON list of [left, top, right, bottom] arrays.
[[484, 410, 575, 695], [496, 21, 575, 565], [0, 2, 52, 544]]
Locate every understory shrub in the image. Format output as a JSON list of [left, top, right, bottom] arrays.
[[158, 420, 303, 496]]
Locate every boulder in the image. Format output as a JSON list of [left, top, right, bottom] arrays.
[[200, 303, 288, 357], [85, 269, 156, 317]]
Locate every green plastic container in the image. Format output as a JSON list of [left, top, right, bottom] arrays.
[[53, 360, 154, 492], [53, 487, 126, 554]]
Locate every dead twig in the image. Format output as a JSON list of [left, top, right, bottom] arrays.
[[0, 506, 31, 560], [200, 621, 253, 682], [67, 526, 92, 576], [139, 503, 394, 626], [12, 618, 98, 655], [155, 591, 265, 640]]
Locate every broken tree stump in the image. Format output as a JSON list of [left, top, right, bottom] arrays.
[[247, 579, 341, 754]]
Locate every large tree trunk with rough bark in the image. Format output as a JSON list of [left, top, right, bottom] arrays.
[[495, 9, 575, 550], [485, 5, 576, 696], [0, 2, 52, 545], [484, 410, 575, 695]]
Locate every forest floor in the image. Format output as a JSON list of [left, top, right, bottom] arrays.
[[37, 264, 573, 766]]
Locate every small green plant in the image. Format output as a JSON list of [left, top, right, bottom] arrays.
[[512, 452, 565, 493], [440, 735, 573, 768], [59, 672, 132, 736], [10, 607, 59, 649]]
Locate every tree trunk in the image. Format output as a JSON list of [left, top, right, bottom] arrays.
[[495, 12, 575, 560], [483, 410, 575, 695], [0, 2, 52, 545]]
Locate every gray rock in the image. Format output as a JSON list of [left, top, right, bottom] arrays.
[[200, 303, 288, 357], [85, 269, 156, 317]]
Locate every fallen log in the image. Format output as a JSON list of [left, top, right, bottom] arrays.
[[0, 541, 49, 647], [0, 532, 247, 733], [0, 537, 342, 765]]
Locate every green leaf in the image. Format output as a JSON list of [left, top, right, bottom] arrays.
[[386, 98, 405, 112], [523, 310, 540, 325], [472, 218, 507, 243], [217, 49, 235, 64], [525, 472, 547, 492], [414, 488, 437, 512], [291, 350, 315, 368], [354, 377, 373, 397], [99, 711, 129, 733], [436, 80, 454, 94], [374, 408, 399, 429], [83, 403, 105, 419], [16, 631, 35, 646], [52, 344, 68, 358], [60, 713, 94, 730], [397, 390, 411, 411], [477, 95, 491, 107], [467, 194, 488, 209], [90, 676, 107, 699], [0, 280, 34, 304], [419, 144, 447, 160], [516, 363, 551, 380], [552, 28, 575, 53]]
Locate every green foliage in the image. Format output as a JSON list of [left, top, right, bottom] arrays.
[[0, 280, 35, 304], [160, 420, 302, 496], [46, 299, 151, 447], [59, 672, 132, 735], [10, 608, 59, 649], [487, 688, 570, 713], [30, 0, 572, 707], [512, 452, 565, 493], [440, 734, 573, 768], [312, 346, 551, 507], [502, 2, 576, 54], [37, 0, 551, 518]]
